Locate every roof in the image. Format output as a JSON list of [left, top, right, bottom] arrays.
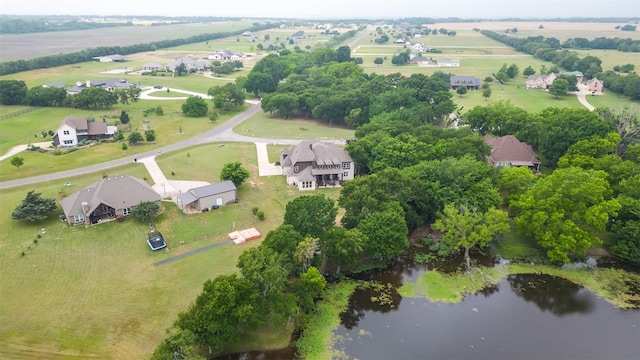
[[58, 116, 109, 135], [450, 76, 481, 86], [283, 141, 352, 167], [438, 59, 459, 64], [484, 135, 540, 167], [177, 180, 237, 205], [43, 81, 66, 88], [143, 62, 163, 68], [587, 77, 602, 84], [60, 175, 160, 217]]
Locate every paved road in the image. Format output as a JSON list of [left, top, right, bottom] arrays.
[[0, 103, 263, 189]]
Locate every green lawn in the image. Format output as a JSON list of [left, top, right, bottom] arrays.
[[586, 93, 640, 112], [0, 102, 249, 182], [234, 110, 356, 140], [573, 49, 640, 73], [0, 141, 342, 359]]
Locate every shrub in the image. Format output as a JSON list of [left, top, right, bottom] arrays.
[[33, 239, 38, 244], [122, 143, 128, 150], [257, 211, 265, 221], [252, 206, 259, 215], [21, 252, 25, 257], [171, 171, 175, 176]]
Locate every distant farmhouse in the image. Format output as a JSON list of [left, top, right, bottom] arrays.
[[207, 49, 244, 61], [92, 54, 126, 63], [450, 76, 481, 90], [67, 78, 136, 94], [587, 77, 604, 93], [60, 175, 161, 226], [52, 116, 118, 147], [291, 30, 305, 39], [281, 141, 354, 191], [166, 57, 208, 72], [437, 59, 460, 67], [525, 73, 557, 90], [484, 135, 540, 171]]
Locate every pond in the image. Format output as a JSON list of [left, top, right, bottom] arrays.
[[217, 257, 639, 360], [334, 273, 640, 359]]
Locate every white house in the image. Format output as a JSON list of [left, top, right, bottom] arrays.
[[52, 116, 117, 147]]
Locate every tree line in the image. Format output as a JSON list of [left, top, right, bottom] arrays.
[[0, 79, 142, 108], [0, 23, 277, 75], [480, 30, 640, 100], [561, 36, 640, 52]]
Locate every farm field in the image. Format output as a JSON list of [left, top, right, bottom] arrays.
[[0, 21, 253, 61], [0, 142, 341, 359], [573, 49, 640, 73]]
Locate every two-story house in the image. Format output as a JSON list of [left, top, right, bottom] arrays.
[[52, 116, 118, 147], [280, 141, 354, 191]]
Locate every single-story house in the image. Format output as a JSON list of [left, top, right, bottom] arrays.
[[525, 73, 556, 90], [177, 180, 238, 212], [52, 116, 118, 147], [142, 62, 164, 71], [166, 57, 208, 72], [60, 175, 161, 226], [484, 134, 540, 171], [281, 141, 354, 191], [241, 31, 252, 36], [92, 54, 126, 62], [438, 59, 460, 67], [409, 56, 429, 65], [67, 78, 135, 94], [291, 30, 305, 39], [587, 77, 604, 93], [450, 76, 481, 90]]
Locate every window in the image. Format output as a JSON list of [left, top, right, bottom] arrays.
[[63, 130, 70, 135], [343, 172, 349, 178], [74, 214, 84, 223], [294, 165, 299, 173], [63, 140, 73, 145], [123, 207, 131, 216], [301, 181, 313, 189], [342, 162, 351, 169]]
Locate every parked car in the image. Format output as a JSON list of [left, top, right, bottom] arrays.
[[147, 230, 167, 250], [153, 85, 163, 89]]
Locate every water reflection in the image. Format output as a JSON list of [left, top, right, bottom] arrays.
[[508, 274, 594, 316], [333, 275, 640, 360]]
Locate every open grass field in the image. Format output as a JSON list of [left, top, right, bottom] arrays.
[[0, 21, 253, 61], [573, 49, 640, 73], [233, 110, 355, 140], [586, 92, 640, 112], [0, 141, 341, 359]]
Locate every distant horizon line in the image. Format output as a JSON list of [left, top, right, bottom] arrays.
[[1, 14, 639, 22]]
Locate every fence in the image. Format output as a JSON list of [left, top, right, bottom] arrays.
[[0, 107, 40, 120]]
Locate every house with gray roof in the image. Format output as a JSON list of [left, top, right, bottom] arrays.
[[60, 175, 161, 226], [166, 57, 208, 72], [484, 134, 540, 171], [280, 141, 354, 191], [43, 81, 66, 89], [176, 180, 238, 212], [52, 116, 118, 147], [142, 62, 164, 71], [525, 73, 556, 90], [67, 78, 135, 94], [437, 59, 460, 67], [450, 76, 481, 90]]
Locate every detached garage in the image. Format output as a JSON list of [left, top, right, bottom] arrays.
[[177, 180, 237, 213]]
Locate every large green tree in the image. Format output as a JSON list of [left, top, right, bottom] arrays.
[[181, 96, 209, 117], [219, 161, 250, 187], [283, 194, 337, 238], [208, 83, 246, 111], [174, 274, 263, 354], [0, 79, 27, 105], [262, 224, 304, 262], [132, 201, 160, 223], [292, 266, 327, 312], [321, 227, 367, 274], [432, 203, 510, 271], [512, 167, 621, 263], [356, 201, 409, 261], [12, 190, 57, 222], [549, 78, 569, 98]]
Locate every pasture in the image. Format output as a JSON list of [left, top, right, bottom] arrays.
[[0, 142, 341, 359]]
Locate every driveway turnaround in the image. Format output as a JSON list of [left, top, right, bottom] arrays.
[[255, 142, 283, 176]]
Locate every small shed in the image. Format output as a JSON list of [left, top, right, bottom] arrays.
[[177, 180, 237, 212]]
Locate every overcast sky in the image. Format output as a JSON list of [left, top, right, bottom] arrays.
[[1, 0, 638, 19]]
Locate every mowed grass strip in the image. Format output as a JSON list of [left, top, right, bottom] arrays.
[[0, 141, 342, 359], [233, 110, 355, 140]]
